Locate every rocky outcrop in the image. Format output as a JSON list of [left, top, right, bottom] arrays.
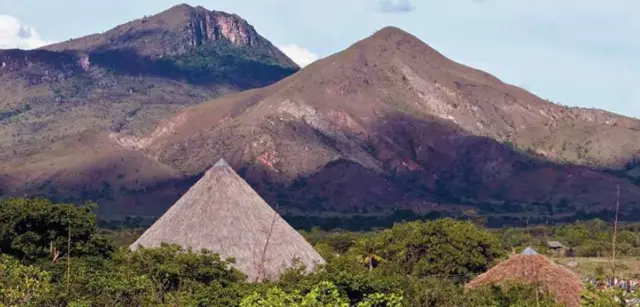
[[189, 9, 260, 48]]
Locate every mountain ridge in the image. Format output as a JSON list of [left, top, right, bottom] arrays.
[[4, 26, 640, 222]]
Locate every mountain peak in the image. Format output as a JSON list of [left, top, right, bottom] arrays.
[[330, 25, 440, 61], [371, 26, 413, 38], [363, 26, 423, 45], [141, 4, 264, 49], [43, 4, 295, 66], [156, 3, 219, 23], [165, 3, 195, 12]]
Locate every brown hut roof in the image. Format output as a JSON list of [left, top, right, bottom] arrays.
[[130, 158, 325, 281], [466, 247, 584, 307]]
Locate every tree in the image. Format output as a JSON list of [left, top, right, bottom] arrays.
[[580, 284, 628, 307], [398, 277, 465, 307], [117, 244, 246, 299], [0, 255, 51, 307], [0, 198, 113, 262], [38, 244, 248, 306], [378, 219, 504, 282], [351, 236, 386, 272], [616, 230, 638, 247]]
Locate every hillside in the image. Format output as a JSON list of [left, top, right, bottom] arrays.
[[4, 27, 640, 222], [0, 4, 298, 160]]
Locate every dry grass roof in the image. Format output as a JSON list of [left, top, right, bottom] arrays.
[[466, 248, 584, 307], [130, 159, 325, 281], [547, 241, 566, 248]]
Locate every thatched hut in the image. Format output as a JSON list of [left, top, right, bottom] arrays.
[[547, 241, 567, 257], [466, 247, 584, 307], [130, 159, 325, 281]]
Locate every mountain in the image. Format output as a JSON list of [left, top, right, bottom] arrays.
[[4, 26, 640, 224], [0, 4, 298, 160]]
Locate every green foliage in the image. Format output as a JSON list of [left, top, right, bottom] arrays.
[[115, 244, 246, 293], [580, 284, 636, 307], [497, 227, 533, 252], [303, 229, 363, 254], [159, 41, 297, 87], [376, 219, 504, 282], [395, 277, 464, 306], [0, 255, 51, 307], [275, 255, 403, 305], [37, 245, 248, 307], [466, 283, 559, 307], [493, 218, 640, 259], [240, 281, 349, 307], [351, 235, 387, 271], [76, 265, 156, 306], [0, 198, 113, 262], [240, 281, 402, 307], [280, 219, 505, 305]]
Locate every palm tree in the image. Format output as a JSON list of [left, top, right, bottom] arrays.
[[351, 236, 386, 272]]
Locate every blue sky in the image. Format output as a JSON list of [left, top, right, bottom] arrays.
[[1, 0, 638, 117]]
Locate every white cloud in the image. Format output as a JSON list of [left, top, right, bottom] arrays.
[[378, 0, 415, 13], [0, 15, 51, 49], [278, 44, 319, 68]]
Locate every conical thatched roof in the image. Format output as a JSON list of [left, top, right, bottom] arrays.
[[466, 247, 584, 307], [130, 159, 325, 281]]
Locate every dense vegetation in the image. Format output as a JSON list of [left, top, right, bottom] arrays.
[[87, 40, 297, 88], [1, 198, 639, 306]]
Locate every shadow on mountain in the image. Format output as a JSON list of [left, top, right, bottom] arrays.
[[2, 40, 297, 90], [0, 49, 83, 87], [246, 112, 640, 228], [14, 112, 640, 229], [89, 44, 297, 88], [0, 49, 79, 70]]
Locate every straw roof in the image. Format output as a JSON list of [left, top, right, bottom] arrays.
[[547, 241, 566, 249], [466, 247, 584, 307], [130, 158, 326, 281]]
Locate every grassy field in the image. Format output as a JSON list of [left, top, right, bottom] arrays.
[[554, 257, 640, 279]]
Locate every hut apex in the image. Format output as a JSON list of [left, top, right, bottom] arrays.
[[521, 247, 538, 255], [214, 158, 229, 167], [129, 158, 325, 281]]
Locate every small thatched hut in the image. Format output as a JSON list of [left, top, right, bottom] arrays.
[[130, 159, 325, 281], [466, 247, 584, 307], [547, 241, 567, 257]]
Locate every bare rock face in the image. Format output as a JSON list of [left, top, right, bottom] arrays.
[[189, 10, 259, 47]]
